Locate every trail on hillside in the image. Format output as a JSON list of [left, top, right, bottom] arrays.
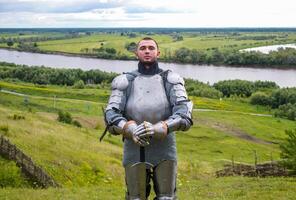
[[194, 109, 272, 117], [1, 88, 275, 145], [1, 89, 272, 117], [195, 118, 274, 145]]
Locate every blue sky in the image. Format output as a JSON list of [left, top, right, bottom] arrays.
[[0, 0, 295, 28]]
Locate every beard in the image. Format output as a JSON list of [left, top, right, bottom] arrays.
[[139, 59, 156, 66], [138, 61, 160, 75]]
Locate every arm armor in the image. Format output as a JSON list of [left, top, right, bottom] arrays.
[[165, 71, 193, 133], [105, 74, 130, 135]]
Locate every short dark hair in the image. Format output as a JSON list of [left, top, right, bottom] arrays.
[[137, 37, 159, 49]]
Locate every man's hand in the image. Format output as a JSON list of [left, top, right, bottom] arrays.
[[134, 121, 168, 140], [123, 121, 150, 146]]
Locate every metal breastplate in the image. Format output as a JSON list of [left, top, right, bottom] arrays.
[[125, 74, 171, 124]]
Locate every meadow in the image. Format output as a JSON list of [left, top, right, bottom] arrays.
[[0, 29, 296, 67], [1, 80, 296, 199], [35, 32, 296, 57]]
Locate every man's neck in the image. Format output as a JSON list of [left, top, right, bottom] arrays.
[[138, 61, 161, 75]]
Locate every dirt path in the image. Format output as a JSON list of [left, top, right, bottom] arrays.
[[195, 118, 274, 145], [1, 89, 275, 145], [194, 108, 272, 117]]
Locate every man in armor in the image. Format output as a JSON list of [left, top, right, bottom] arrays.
[[104, 37, 193, 200]]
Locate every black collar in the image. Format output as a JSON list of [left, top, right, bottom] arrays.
[[138, 61, 162, 75]]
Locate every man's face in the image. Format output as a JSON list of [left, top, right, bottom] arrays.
[[136, 40, 160, 64]]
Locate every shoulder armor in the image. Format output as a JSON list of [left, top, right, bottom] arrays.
[[167, 71, 184, 85], [111, 74, 129, 90], [124, 70, 140, 81]]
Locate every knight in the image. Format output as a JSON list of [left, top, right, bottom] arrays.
[[104, 37, 193, 200]]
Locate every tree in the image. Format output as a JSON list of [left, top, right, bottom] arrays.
[[213, 79, 255, 97], [73, 80, 85, 89], [250, 92, 271, 106], [7, 39, 14, 48], [105, 48, 116, 54], [174, 47, 191, 63], [280, 129, 296, 174], [125, 42, 137, 52]]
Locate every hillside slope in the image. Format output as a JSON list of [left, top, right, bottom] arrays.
[[0, 82, 296, 199]]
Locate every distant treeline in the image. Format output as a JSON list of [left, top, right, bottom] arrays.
[[163, 47, 296, 68], [1, 28, 296, 34], [0, 34, 82, 44], [0, 62, 116, 86], [79, 45, 296, 68], [0, 61, 280, 96]]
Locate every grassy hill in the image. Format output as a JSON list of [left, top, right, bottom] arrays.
[[0, 80, 296, 199]]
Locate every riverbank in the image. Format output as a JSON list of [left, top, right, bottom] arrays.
[[1, 43, 296, 69], [1, 48, 296, 87], [2, 29, 296, 68]]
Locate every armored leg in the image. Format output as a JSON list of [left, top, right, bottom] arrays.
[[153, 160, 177, 200], [125, 162, 148, 200]]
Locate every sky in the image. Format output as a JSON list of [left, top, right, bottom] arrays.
[[0, 0, 295, 28]]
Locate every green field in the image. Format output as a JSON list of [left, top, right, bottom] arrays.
[[2, 31, 296, 60], [1, 80, 296, 199], [37, 32, 296, 57], [1, 30, 296, 68]]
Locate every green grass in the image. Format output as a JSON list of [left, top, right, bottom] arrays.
[[191, 96, 272, 114], [1, 32, 296, 64], [0, 81, 110, 103], [0, 80, 272, 115], [0, 80, 296, 199], [1, 32, 292, 59], [0, 156, 33, 188], [1, 177, 296, 200]]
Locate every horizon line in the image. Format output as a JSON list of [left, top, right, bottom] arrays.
[[1, 27, 296, 29]]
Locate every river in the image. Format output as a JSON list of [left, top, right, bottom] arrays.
[[241, 43, 296, 54], [0, 49, 295, 87]]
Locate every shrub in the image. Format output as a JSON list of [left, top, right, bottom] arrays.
[[250, 92, 271, 106], [125, 42, 137, 52], [185, 79, 222, 99], [13, 114, 25, 120], [57, 110, 72, 124], [73, 80, 85, 89], [72, 120, 82, 128], [254, 80, 279, 90], [57, 111, 83, 127], [270, 88, 296, 108], [0, 158, 30, 187], [0, 124, 9, 136], [274, 103, 296, 121], [280, 129, 296, 174], [213, 79, 255, 97]]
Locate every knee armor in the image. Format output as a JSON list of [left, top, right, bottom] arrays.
[[153, 160, 177, 200], [125, 162, 147, 200]]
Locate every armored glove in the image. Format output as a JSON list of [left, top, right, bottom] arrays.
[[165, 115, 193, 132], [123, 121, 150, 146], [134, 121, 168, 140]]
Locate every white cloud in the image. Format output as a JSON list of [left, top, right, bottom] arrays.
[[0, 0, 295, 27]]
